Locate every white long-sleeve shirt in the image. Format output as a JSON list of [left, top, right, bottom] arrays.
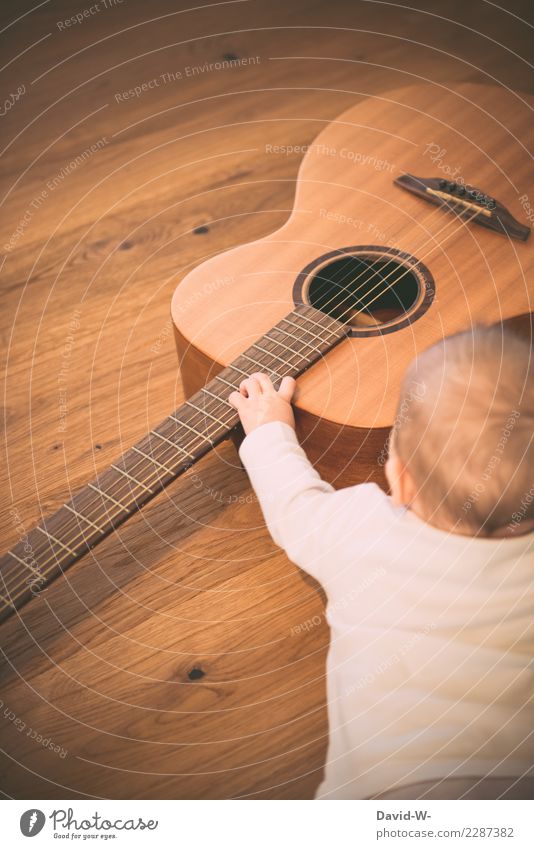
[[239, 422, 534, 799]]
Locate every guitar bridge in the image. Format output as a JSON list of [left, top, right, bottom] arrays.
[[394, 173, 530, 242]]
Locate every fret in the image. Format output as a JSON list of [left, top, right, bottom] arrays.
[[200, 386, 234, 407], [255, 338, 309, 365], [6, 549, 42, 576], [111, 464, 153, 494], [149, 429, 195, 459], [7, 549, 29, 567], [88, 482, 130, 512], [2, 549, 44, 601], [9, 554, 45, 586], [131, 445, 175, 475], [213, 374, 238, 391], [36, 525, 78, 557], [0, 304, 349, 624], [266, 328, 322, 361], [294, 306, 345, 337], [169, 414, 214, 443], [265, 326, 319, 354], [225, 363, 250, 381], [253, 342, 295, 369], [279, 316, 329, 346], [64, 503, 105, 534], [240, 352, 282, 376], [291, 313, 335, 339], [184, 402, 233, 429], [294, 305, 340, 332]]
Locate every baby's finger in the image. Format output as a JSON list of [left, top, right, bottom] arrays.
[[228, 390, 245, 410], [278, 376, 296, 402], [239, 376, 261, 398], [251, 372, 274, 392]]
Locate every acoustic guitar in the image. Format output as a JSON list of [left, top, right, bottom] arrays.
[[1, 82, 532, 624]]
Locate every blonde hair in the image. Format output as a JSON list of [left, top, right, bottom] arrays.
[[392, 325, 534, 536]]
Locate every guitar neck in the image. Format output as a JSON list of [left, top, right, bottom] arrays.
[[0, 305, 347, 623]]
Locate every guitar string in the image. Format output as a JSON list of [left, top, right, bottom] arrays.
[[342, 191, 499, 312], [297, 190, 476, 319], [309, 198, 482, 326], [0, 202, 482, 605], [0, 310, 338, 596], [0, 203, 484, 607], [76, 198, 483, 505], [5, 195, 474, 589], [0, 314, 337, 601], [0, 361, 329, 605], [257, 197, 475, 353], [1, 199, 481, 602], [251, 199, 476, 369], [340, 206, 476, 320]]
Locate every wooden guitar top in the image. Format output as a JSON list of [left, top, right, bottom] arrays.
[[172, 83, 533, 428]]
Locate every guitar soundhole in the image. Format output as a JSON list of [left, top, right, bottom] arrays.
[[294, 246, 435, 337]]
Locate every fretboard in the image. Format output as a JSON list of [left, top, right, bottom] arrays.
[[0, 305, 347, 623]]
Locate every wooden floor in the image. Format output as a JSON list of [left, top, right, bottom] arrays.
[[1, 0, 533, 799]]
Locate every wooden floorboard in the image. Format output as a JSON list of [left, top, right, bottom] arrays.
[[1, 0, 533, 799]]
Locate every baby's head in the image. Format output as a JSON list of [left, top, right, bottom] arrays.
[[385, 325, 533, 537]]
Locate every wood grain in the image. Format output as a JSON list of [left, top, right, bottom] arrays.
[[1, 0, 533, 800]]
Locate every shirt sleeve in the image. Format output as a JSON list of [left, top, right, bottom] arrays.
[[238, 420, 384, 586]]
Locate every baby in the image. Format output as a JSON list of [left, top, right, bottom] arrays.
[[229, 324, 534, 799]]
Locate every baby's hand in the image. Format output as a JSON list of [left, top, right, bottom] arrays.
[[228, 372, 296, 436]]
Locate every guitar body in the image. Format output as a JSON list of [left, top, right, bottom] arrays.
[[172, 83, 533, 487], [1, 82, 533, 623]]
